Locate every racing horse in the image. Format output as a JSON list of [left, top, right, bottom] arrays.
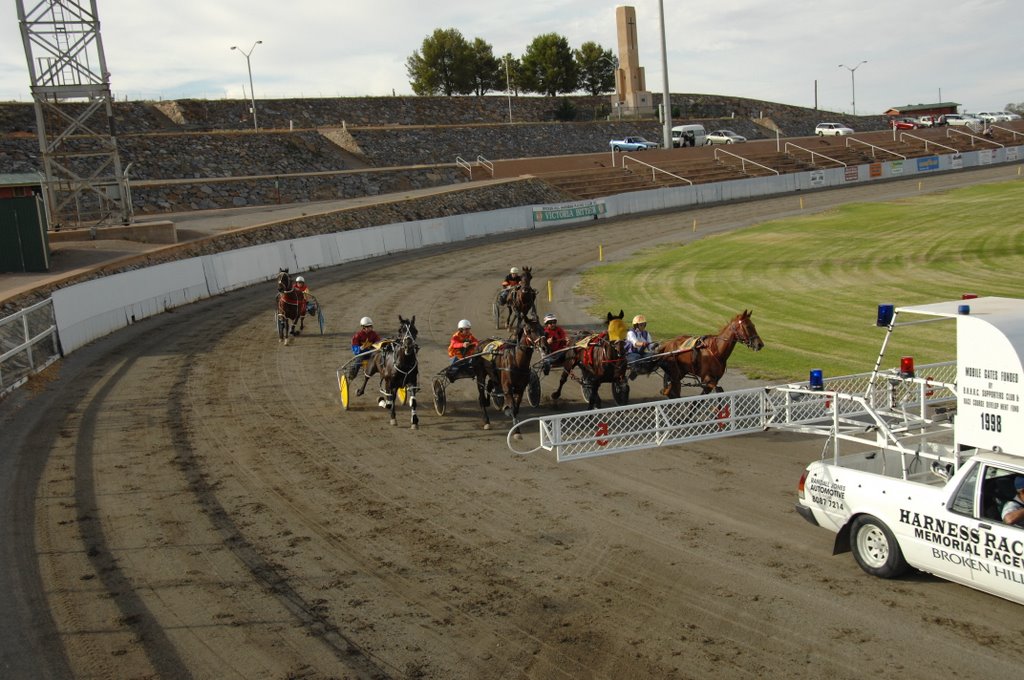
[[492, 320, 543, 439], [502, 266, 537, 331], [276, 269, 306, 343], [659, 310, 764, 395], [551, 310, 629, 409], [359, 315, 421, 429]]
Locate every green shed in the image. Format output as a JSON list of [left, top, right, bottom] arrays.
[[0, 173, 50, 273]]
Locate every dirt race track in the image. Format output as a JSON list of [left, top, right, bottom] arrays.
[[3, 167, 1024, 680]]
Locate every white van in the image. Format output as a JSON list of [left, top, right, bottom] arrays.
[[671, 124, 707, 148]]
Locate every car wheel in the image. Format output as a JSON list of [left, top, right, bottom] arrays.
[[850, 514, 910, 578], [817, 131, 823, 136], [726, 139, 734, 144]]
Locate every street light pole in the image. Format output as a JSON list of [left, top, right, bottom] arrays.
[[838, 60, 867, 116], [504, 54, 513, 124], [658, 0, 672, 148], [231, 40, 262, 131]]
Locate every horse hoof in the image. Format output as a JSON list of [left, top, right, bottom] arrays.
[[356, 389, 365, 397], [483, 423, 491, 431], [514, 433, 522, 441], [390, 418, 397, 426], [411, 423, 419, 430], [378, 398, 387, 408]]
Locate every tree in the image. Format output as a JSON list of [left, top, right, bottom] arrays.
[[468, 38, 502, 97], [519, 33, 579, 97], [1006, 102, 1024, 115], [575, 42, 616, 96], [406, 29, 474, 96]]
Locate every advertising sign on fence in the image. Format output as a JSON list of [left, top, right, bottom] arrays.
[[533, 201, 607, 224]]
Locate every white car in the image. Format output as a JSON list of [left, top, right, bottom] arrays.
[[815, 122, 854, 136], [705, 129, 747, 144], [943, 113, 981, 128], [1000, 111, 1022, 121], [975, 112, 1000, 123]]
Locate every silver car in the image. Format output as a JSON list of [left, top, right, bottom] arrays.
[[705, 129, 747, 145]]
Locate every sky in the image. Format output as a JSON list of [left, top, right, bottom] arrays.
[[0, 0, 1020, 116]]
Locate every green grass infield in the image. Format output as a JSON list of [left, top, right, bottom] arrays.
[[581, 180, 1024, 382]]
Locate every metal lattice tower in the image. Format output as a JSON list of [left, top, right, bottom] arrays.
[[17, 0, 132, 230]]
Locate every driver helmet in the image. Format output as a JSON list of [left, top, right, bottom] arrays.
[[458, 319, 472, 330], [295, 276, 304, 283], [543, 313, 557, 325], [510, 266, 522, 275], [360, 316, 373, 327], [632, 314, 647, 326]]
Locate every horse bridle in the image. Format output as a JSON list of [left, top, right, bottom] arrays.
[[732, 317, 760, 349]]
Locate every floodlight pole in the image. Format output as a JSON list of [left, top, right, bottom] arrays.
[[231, 40, 262, 131], [658, 0, 672, 148], [838, 60, 867, 116], [504, 55, 513, 124]]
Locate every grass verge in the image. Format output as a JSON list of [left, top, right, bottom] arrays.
[[581, 180, 1024, 382]]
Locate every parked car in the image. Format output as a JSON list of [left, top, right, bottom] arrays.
[[705, 129, 747, 145], [943, 113, 981, 128], [671, 124, 707, 147], [889, 118, 918, 130], [1001, 111, 1022, 121], [975, 112, 1000, 123], [609, 136, 658, 151], [815, 122, 854, 136], [920, 115, 944, 127]]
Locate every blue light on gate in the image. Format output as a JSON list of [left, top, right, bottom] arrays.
[[876, 304, 895, 327], [958, 304, 971, 315], [809, 369, 824, 390]]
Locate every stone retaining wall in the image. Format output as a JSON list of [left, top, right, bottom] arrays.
[[1, 177, 572, 315]]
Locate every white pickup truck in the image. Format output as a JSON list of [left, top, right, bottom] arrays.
[[794, 297, 1024, 604]]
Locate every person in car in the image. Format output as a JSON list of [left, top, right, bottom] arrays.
[[1001, 477, 1024, 527]]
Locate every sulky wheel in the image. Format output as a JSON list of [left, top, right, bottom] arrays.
[[432, 377, 447, 416], [612, 380, 630, 405], [527, 371, 541, 407], [338, 374, 350, 410]]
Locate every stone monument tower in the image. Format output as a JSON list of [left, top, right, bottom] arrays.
[[612, 5, 654, 117]]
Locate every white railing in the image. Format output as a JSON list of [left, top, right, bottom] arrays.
[[620, 154, 693, 185], [455, 156, 474, 178], [898, 132, 959, 154], [846, 137, 906, 159], [783, 142, 846, 167], [0, 298, 62, 398], [945, 127, 1004, 148], [476, 155, 495, 177], [713, 148, 780, 175]]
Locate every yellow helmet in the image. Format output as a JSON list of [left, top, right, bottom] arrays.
[[632, 314, 647, 325]]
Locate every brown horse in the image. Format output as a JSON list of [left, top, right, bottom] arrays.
[[659, 310, 764, 395], [493, 320, 543, 439], [276, 269, 306, 344], [551, 311, 629, 409], [503, 266, 537, 331]]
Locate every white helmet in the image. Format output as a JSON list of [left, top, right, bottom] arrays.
[[295, 276, 304, 283], [543, 313, 557, 324], [458, 319, 472, 330], [510, 267, 521, 275], [632, 314, 647, 325], [360, 316, 373, 326]]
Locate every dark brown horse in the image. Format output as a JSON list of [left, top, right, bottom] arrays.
[[276, 269, 306, 344], [358, 315, 420, 429], [659, 310, 764, 395], [493, 320, 543, 439], [551, 311, 629, 409], [503, 266, 537, 331]]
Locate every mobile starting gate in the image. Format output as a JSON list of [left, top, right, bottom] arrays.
[[508, 362, 958, 463]]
